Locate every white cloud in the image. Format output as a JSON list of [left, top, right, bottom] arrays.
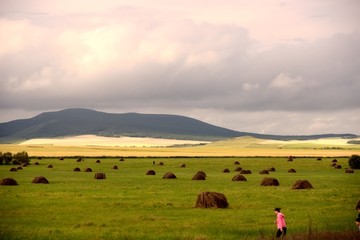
[[270, 72, 303, 89]]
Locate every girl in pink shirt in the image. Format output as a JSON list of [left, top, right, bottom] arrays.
[[274, 208, 287, 239]]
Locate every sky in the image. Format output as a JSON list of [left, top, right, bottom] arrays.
[[0, 0, 360, 135]]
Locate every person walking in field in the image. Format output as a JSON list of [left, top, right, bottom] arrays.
[[274, 208, 287, 239]]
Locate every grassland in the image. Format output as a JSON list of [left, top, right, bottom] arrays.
[[1, 136, 360, 157], [0, 156, 359, 240]]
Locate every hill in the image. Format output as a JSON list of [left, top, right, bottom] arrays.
[[0, 108, 356, 143]]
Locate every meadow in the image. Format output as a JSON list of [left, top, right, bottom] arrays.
[[0, 156, 359, 240]]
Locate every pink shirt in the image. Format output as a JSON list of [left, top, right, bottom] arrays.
[[276, 212, 286, 229]]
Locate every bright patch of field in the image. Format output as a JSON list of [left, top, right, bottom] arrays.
[[0, 157, 358, 240], [1, 136, 359, 157], [19, 135, 210, 147]]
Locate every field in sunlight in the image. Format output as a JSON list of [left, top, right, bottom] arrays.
[[1, 136, 359, 157]]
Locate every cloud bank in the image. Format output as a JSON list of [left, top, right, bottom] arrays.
[[0, 0, 359, 135]]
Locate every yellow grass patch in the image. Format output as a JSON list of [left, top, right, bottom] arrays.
[[18, 135, 209, 147]]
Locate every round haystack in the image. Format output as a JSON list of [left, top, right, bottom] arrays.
[[17, 166, 23, 170], [261, 177, 279, 186], [317, 157, 322, 161], [180, 163, 186, 168], [345, 169, 354, 173], [10, 168, 17, 172], [112, 165, 118, 170], [234, 161, 240, 165], [234, 167, 243, 172], [59, 157, 64, 160], [267, 167, 276, 172], [96, 160, 101, 163], [163, 172, 177, 179], [197, 171, 207, 177], [335, 165, 342, 169], [332, 159, 337, 163], [146, 170, 156, 175], [288, 168, 296, 173], [76, 158, 82, 162], [73, 167, 81, 172], [232, 174, 247, 181], [331, 162, 337, 167], [192, 172, 206, 180], [159, 162, 164, 166], [195, 192, 228, 208], [84, 168, 92, 172], [22, 163, 28, 167], [259, 170, 269, 174], [32, 176, 49, 184], [292, 180, 314, 189], [119, 158, 125, 162], [94, 173, 106, 179], [223, 168, 230, 173], [34, 162, 40, 165], [1, 178, 18, 185], [288, 156, 293, 161], [240, 169, 252, 174], [47, 164, 53, 168]]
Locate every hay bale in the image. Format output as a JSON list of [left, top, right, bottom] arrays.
[[73, 167, 81, 172], [32, 176, 49, 184], [317, 157, 322, 161], [96, 160, 101, 163], [267, 167, 276, 172], [22, 163, 28, 167], [232, 174, 247, 181], [195, 192, 228, 209], [259, 170, 269, 174], [332, 159, 337, 163], [76, 157, 82, 162], [84, 168, 92, 172], [240, 170, 252, 174], [1, 178, 18, 185], [223, 168, 230, 173], [59, 157, 64, 160], [192, 172, 206, 180], [356, 200, 360, 210], [194, 171, 206, 177], [47, 164, 53, 168], [234, 161, 240, 165], [34, 162, 40, 165], [163, 172, 177, 179], [345, 169, 354, 173], [335, 165, 342, 169], [180, 163, 186, 168], [112, 165, 118, 170], [288, 156, 293, 161], [94, 173, 106, 179], [10, 168, 17, 172], [159, 162, 164, 166], [17, 166, 23, 170], [288, 168, 296, 173], [234, 167, 243, 172], [331, 162, 337, 167], [261, 177, 279, 186], [119, 158, 125, 162], [146, 170, 156, 175], [292, 180, 314, 189]]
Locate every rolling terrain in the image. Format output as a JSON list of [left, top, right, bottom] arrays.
[[0, 108, 356, 143]]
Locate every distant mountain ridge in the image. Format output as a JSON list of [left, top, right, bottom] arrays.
[[0, 108, 356, 143]]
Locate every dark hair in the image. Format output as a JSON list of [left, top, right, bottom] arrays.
[[274, 208, 281, 212]]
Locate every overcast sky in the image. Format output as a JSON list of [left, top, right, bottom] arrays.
[[0, 0, 359, 135]]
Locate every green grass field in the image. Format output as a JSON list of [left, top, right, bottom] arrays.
[[0, 157, 359, 240]]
